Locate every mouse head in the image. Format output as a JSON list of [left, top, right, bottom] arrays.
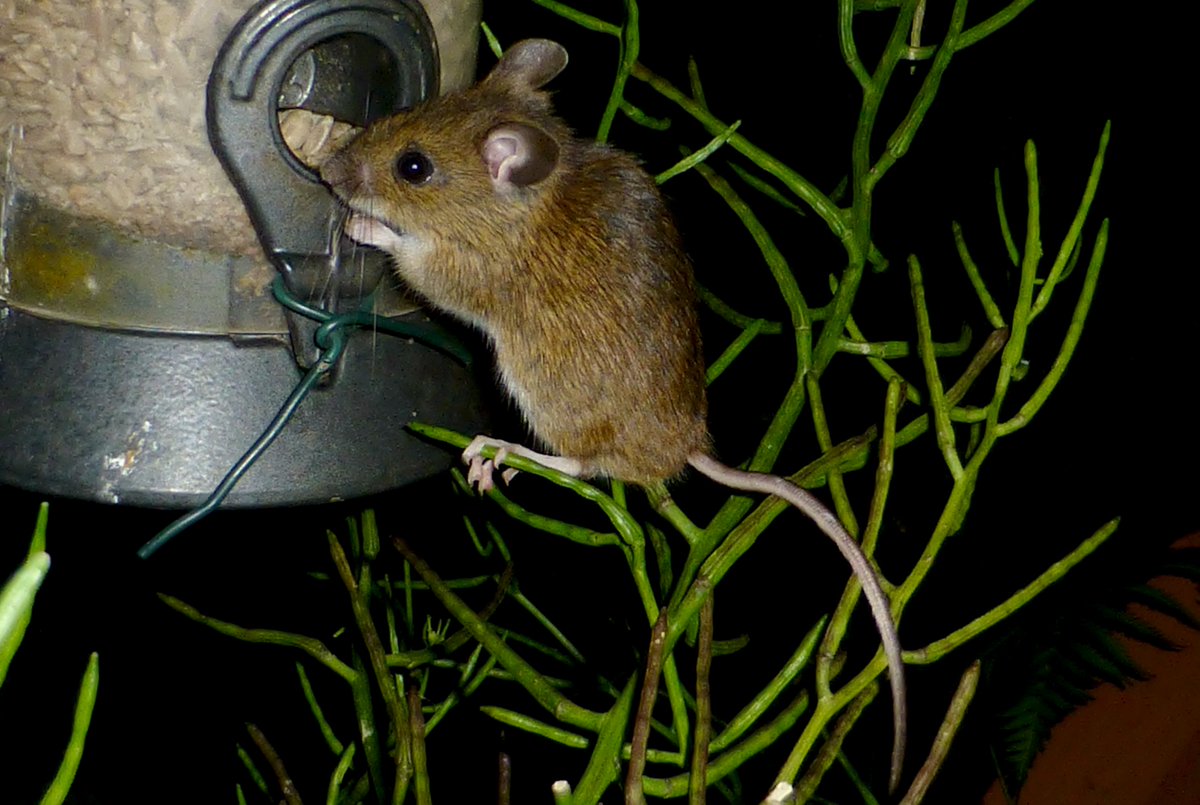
[[320, 39, 572, 259]]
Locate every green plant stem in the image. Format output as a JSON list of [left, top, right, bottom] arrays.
[[296, 662, 344, 756], [837, 326, 971, 359], [393, 537, 603, 731], [695, 283, 784, 333], [647, 523, 674, 599], [328, 535, 413, 805], [629, 62, 845, 236], [691, 161, 812, 474], [1000, 219, 1107, 436], [890, 150, 1043, 626], [157, 594, 356, 683], [3, 509, 49, 687], [483, 704, 681, 766], [981, 140, 1042, 449], [246, 723, 303, 805], [596, 0, 638, 142], [499, 752, 513, 805], [838, 0, 873, 88], [863, 379, 901, 561], [425, 645, 487, 735], [620, 100, 671, 130], [955, 0, 1038, 50], [408, 686, 432, 805], [946, 328, 1010, 405], [689, 597, 714, 805], [237, 744, 269, 796], [509, 586, 587, 664], [409, 423, 643, 546], [30, 502, 49, 555], [480, 21, 502, 58], [835, 746, 882, 805], [790, 682, 878, 802], [656, 121, 742, 185], [39, 652, 99, 805], [673, 322, 997, 625], [844, 313, 921, 404], [711, 617, 824, 753], [1032, 122, 1110, 318], [661, 657, 690, 767], [898, 661, 980, 805], [0, 551, 50, 686], [481, 707, 589, 747], [872, 0, 966, 184], [819, 381, 901, 697], [348, 656, 385, 804], [326, 744, 356, 805], [642, 689, 812, 798], [952, 221, 1006, 328], [529, 0, 621, 35], [765, 463, 979, 787], [483, 485, 622, 548], [706, 318, 766, 385], [553, 780, 575, 804], [682, 161, 816, 583], [669, 429, 876, 619], [910, 0, 928, 48], [729, 162, 807, 215], [404, 556, 415, 638], [806, 374, 859, 536], [645, 487, 705, 546], [907, 518, 1120, 664], [993, 168, 1020, 267], [813, 1, 915, 376], [499, 628, 575, 667], [574, 677, 636, 804], [686, 55, 706, 105], [467, 653, 501, 693], [627, 610, 669, 803], [909, 254, 964, 478]]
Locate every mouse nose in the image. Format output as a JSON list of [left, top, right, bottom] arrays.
[[319, 152, 350, 190], [320, 151, 373, 197]]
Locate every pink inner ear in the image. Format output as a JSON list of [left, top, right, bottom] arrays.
[[483, 135, 520, 182]]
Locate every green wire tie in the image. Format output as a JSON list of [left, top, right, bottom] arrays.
[[137, 276, 470, 559]]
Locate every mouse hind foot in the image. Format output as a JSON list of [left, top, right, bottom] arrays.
[[462, 435, 584, 492]]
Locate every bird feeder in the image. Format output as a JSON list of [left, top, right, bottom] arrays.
[[0, 0, 486, 507]]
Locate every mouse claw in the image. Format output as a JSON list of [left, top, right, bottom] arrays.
[[488, 447, 522, 486], [465, 454, 490, 491], [463, 435, 506, 465], [463, 436, 514, 493], [469, 458, 513, 493], [477, 459, 498, 493]]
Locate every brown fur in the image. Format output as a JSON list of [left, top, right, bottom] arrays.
[[321, 40, 709, 484], [321, 41, 907, 787]]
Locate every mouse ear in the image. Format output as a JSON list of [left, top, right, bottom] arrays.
[[486, 39, 568, 91], [482, 123, 560, 190]]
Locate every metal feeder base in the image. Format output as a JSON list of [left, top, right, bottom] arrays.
[[0, 309, 486, 508]]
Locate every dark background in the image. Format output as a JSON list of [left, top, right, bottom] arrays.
[[1, 2, 1194, 803]]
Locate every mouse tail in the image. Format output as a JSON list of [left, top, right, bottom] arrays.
[[687, 452, 906, 793]]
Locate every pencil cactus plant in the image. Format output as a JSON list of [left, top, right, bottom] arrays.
[[1, 504, 100, 805], [160, 1, 1130, 802]]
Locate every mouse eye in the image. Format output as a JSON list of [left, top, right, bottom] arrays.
[[395, 151, 434, 185]]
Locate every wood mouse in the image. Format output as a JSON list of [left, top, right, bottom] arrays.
[[320, 38, 906, 791]]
